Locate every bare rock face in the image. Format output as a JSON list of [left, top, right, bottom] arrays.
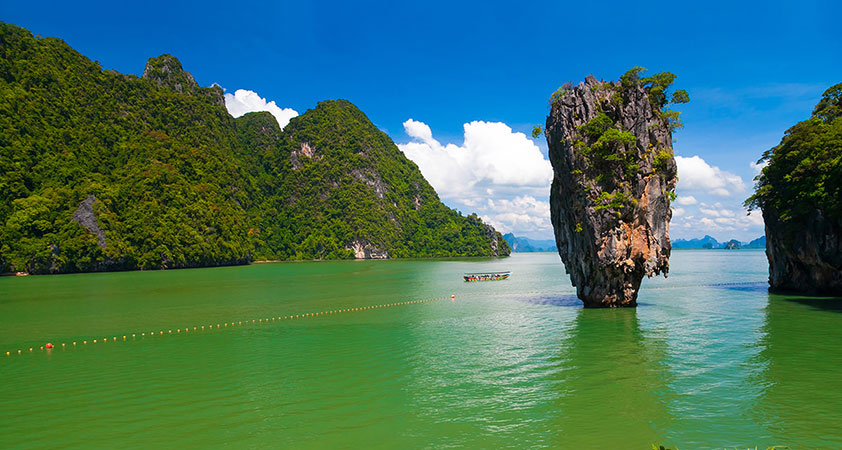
[[348, 238, 389, 259], [545, 74, 679, 307], [71, 195, 106, 249], [764, 205, 842, 295]]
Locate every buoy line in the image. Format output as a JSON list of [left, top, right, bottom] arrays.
[[2, 296, 452, 358]]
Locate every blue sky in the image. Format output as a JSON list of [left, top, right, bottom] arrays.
[[3, 0, 840, 240]]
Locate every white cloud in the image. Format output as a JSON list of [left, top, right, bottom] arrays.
[[398, 119, 554, 238], [675, 155, 747, 197], [223, 89, 298, 129], [750, 160, 769, 174], [481, 196, 553, 236], [676, 195, 698, 206], [671, 203, 765, 241], [398, 119, 553, 198]]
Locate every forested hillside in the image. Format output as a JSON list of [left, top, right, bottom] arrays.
[[0, 23, 508, 273]]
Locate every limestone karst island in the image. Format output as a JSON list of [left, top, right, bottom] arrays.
[[1, 3, 840, 449]]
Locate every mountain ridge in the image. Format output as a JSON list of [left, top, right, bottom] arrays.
[[671, 235, 765, 249], [0, 23, 509, 274]]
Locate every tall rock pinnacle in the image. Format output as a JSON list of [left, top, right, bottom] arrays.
[[545, 69, 685, 307]]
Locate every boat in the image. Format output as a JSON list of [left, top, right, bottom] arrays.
[[463, 271, 510, 282]]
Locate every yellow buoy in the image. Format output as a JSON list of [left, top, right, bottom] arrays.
[[73, 342, 77, 345], [5, 351, 9, 356], [40, 346, 44, 350], [29, 347, 33, 351]]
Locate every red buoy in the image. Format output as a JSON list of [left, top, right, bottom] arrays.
[[45, 343, 53, 349], [451, 295, 455, 300]]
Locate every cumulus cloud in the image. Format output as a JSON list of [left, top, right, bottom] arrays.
[[676, 195, 698, 206], [224, 89, 298, 129], [398, 119, 553, 198], [750, 160, 769, 174], [671, 202, 765, 240], [481, 196, 553, 236], [675, 155, 747, 196], [398, 119, 554, 238]]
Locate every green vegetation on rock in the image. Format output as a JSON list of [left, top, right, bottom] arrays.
[[0, 23, 508, 273], [746, 82, 842, 233]]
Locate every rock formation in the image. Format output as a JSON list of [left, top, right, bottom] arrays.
[[747, 82, 842, 295], [71, 195, 107, 249], [142, 54, 198, 93], [764, 209, 841, 294], [545, 70, 683, 307]]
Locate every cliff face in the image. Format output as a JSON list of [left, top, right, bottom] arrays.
[[545, 72, 680, 307], [764, 208, 841, 294], [748, 82, 842, 295]]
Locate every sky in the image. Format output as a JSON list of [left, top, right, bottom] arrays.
[[3, 0, 840, 241]]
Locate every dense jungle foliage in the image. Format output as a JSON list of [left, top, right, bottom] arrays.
[[0, 23, 508, 273], [746, 82, 842, 234]]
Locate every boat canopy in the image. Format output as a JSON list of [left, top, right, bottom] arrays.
[[463, 271, 511, 276]]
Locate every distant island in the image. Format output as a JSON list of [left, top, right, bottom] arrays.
[[671, 235, 765, 249], [0, 23, 509, 275], [502, 233, 557, 252]]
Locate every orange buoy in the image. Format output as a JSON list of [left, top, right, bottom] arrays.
[[45, 343, 54, 349]]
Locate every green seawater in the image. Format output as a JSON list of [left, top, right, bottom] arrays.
[[1, 251, 841, 449]]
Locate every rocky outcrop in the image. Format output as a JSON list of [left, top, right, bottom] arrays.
[[724, 239, 741, 250], [71, 195, 106, 249], [545, 73, 679, 307], [142, 54, 198, 93], [747, 82, 842, 296], [348, 238, 389, 259], [764, 208, 842, 295]]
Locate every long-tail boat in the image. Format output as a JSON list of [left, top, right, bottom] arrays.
[[463, 271, 511, 282]]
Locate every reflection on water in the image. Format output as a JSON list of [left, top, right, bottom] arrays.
[[550, 307, 670, 448], [1, 251, 841, 448], [756, 293, 842, 448]]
